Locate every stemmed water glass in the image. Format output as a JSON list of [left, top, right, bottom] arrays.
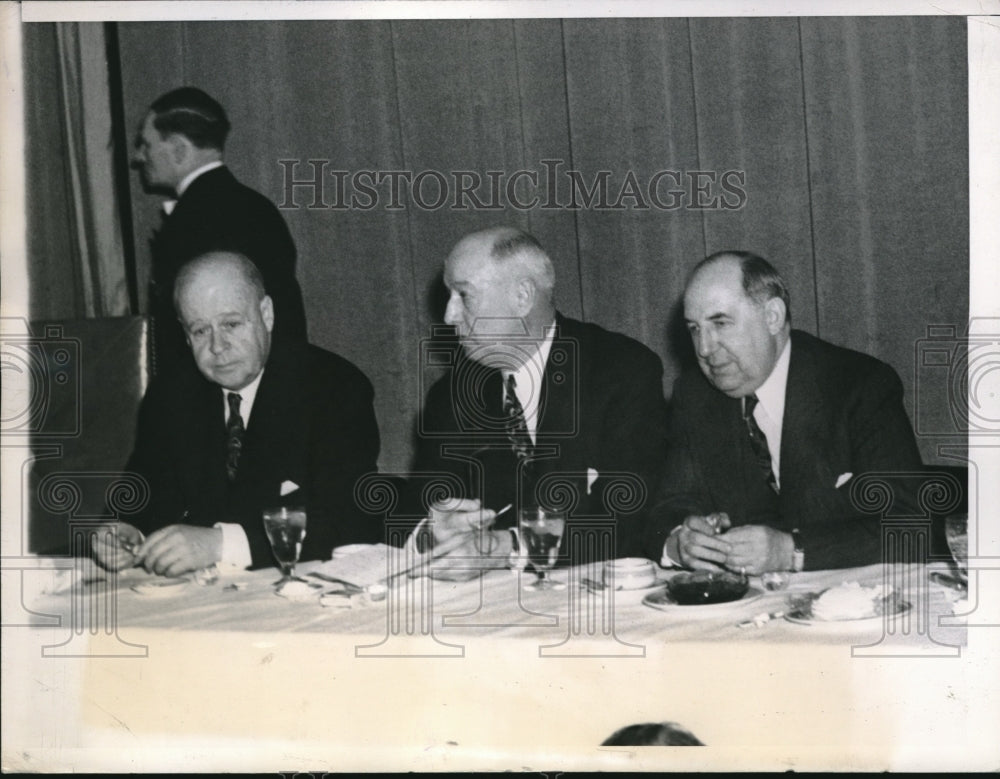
[[519, 507, 567, 591], [262, 506, 308, 586]]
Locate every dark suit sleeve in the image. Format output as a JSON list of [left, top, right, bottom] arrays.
[[287, 363, 382, 565], [640, 377, 711, 561], [594, 346, 669, 558], [122, 380, 188, 536], [398, 375, 475, 523], [795, 363, 922, 570]]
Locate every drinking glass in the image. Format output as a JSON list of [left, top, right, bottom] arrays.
[[262, 506, 307, 586], [519, 507, 567, 591], [944, 513, 968, 591]]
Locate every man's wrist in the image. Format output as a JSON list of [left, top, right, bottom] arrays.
[[213, 523, 249, 568], [790, 527, 804, 572], [663, 525, 684, 568]]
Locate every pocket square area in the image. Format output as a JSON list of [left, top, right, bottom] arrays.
[[835, 472, 853, 489], [280, 480, 300, 497]]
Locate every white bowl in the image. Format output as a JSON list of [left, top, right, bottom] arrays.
[[603, 557, 657, 590]]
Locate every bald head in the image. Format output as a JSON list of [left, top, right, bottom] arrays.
[[174, 251, 275, 391], [174, 251, 266, 308], [683, 251, 790, 398], [450, 227, 556, 298], [443, 227, 557, 368]]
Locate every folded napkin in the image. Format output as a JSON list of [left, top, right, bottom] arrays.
[[311, 525, 475, 588], [312, 544, 392, 588]]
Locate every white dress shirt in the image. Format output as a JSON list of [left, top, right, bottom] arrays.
[[501, 322, 556, 444], [161, 160, 225, 216], [661, 337, 792, 567], [746, 336, 791, 490], [215, 369, 265, 569]]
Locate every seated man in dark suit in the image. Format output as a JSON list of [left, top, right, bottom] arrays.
[[94, 251, 380, 576], [642, 251, 922, 573], [131, 86, 307, 376], [409, 226, 667, 571]]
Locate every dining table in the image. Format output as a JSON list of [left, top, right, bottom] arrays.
[[3, 551, 995, 773]]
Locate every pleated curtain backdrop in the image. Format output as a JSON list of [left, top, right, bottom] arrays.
[[106, 17, 968, 471], [25, 22, 130, 319]]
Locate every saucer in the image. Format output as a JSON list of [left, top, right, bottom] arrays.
[[591, 581, 667, 605], [130, 578, 190, 597], [643, 585, 764, 614]]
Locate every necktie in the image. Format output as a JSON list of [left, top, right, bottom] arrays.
[[743, 394, 779, 494], [503, 373, 533, 461], [226, 392, 245, 481]]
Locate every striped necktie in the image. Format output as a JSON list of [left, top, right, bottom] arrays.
[[743, 394, 779, 494], [503, 373, 533, 461], [226, 392, 245, 481]]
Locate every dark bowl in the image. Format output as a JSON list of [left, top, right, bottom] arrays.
[[666, 571, 749, 605]]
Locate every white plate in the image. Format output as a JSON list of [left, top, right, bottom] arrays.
[[596, 581, 668, 605], [785, 597, 911, 627], [130, 578, 190, 597], [643, 585, 764, 613], [331, 543, 375, 558]]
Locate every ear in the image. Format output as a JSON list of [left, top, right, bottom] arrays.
[[764, 297, 786, 334], [260, 295, 275, 333], [167, 133, 190, 165], [514, 277, 536, 315]]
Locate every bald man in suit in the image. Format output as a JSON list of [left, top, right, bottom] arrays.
[[410, 226, 668, 573], [94, 251, 379, 576], [642, 251, 923, 573]]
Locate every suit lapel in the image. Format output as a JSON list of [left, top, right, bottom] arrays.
[[779, 332, 834, 522], [702, 387, 746, 506], [536, 314, 574, 441], [180, 379, 228, 507], [235, 343, 316, 508]]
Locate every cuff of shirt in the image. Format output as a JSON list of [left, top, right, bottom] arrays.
[[660, 525, 684, 568], [213, 522, 252, 570]]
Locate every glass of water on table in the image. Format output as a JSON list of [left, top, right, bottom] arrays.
[[519, 506, 567, 591], [263, 506, 307, 586]]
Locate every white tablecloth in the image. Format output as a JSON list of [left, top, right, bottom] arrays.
[[19, 557, 969, 647], [3, 556, 992, 773]]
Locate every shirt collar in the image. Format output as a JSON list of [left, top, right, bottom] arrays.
[[223, 368, 264, 425], [163, 161, 225, 215], [503, 321, 557, 420], [753, 336, 791, 424]]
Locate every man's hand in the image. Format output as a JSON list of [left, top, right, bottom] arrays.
[[136, 525, 223, 577], [426, 497, 498, 548], [426, 529, 513, 581], [411, 497, 508, 581], [670, 512, 732, 571], [722, 525, 794, 575], [92, 522, 144, 571]]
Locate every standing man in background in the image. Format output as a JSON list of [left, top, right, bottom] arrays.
[[131, 86, 307, 376]]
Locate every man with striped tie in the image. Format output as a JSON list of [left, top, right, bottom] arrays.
[[641, 251, 922, 573], [410, 226, 667, 572], [94, 251, 380, 577]]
